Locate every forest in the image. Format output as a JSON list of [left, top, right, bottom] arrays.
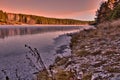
[[0, 10, 93, 25]]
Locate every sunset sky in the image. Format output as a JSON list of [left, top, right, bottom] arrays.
[[0, 0, 104, 20]]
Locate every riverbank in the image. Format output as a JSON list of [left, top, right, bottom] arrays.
[[70, 20, 120, 80], [0, 26, 83, 80], [36, 26, 94, 80], [38, 20, 120, 80]]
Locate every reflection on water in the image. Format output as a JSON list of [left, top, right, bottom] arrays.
[[0, 25, 84, 80], [0, 26, 81, 39]]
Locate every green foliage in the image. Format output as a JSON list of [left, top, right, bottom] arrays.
[[111, 4, 120, 19], [96, 2, 112, 23], [96, 0, 120, 23]]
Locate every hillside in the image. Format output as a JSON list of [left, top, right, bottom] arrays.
[[0, 10, 92, 25]]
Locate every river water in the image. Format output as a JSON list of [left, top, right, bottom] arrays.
[[0, 25, 91, 80]]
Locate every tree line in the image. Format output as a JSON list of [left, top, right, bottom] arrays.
[[0, 10, 93, 25]]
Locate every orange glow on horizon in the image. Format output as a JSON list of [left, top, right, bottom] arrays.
[[0, 0, 102, 20]]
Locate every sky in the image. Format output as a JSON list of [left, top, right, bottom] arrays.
[[0, 0, 104, 20]]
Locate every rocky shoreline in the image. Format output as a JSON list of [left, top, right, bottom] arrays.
[[70, 20, 120, 80], [37, 20, 120, 80]]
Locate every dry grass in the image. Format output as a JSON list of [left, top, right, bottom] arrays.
[[82, 73, 92, 80], [102, 51, 117, 56], [92, 60, 106, 67], [55, 57, 68, 66], [75, 50, 90, 57], [91, 50, 102, 55], [37, 69, 74, 80], [37, 70, 51, 80], [55, 70, 74, 80], [104, 66, 120, 73]]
